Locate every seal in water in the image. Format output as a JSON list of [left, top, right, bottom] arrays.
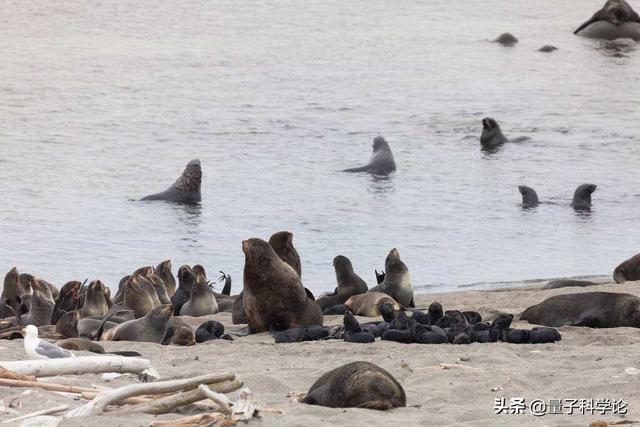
[[493, 33, 518, 46], [242, 238, 323, 333], [571, 183, 597, 210], [154, 260, 176, 297], [480, 117, 509, 148], [518, 185, 540, 208], [317, 255, 369, 311], [342, 136, 396, 175], [100, 304, 173, 342], [538, 45, 558, 52], [179, 273, 219, 317], [301, 361, 406, 409], [613, 253, 640, 283], [574, 0, 640, 41], [521, 292, 640, 328], [345, 292, 401, 317], [140, 159, 202, 204], [368, 248, 414, 307], [268, 231, 302, 277]]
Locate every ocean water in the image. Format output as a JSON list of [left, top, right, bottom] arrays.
[[1, 0, 639, 295]]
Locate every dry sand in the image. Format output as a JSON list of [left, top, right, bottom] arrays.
[[2, 281, 640, 426]]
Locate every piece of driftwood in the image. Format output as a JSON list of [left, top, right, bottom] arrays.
[[0, 404, 68, 424], [120, 380, 243, 415], [148, 412, 226, 427], [0, 356, 152, 377], [0, 378, 102, 394], [0, 368, 36, 382], [66, 372, 235, 417], [80, 391, 151, 405]]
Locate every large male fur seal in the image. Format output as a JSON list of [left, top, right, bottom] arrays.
[[317, 256, 368, 311], [368, 248, 414, 307], [140, 159, 202, 204], [521, 292, 640, 328], [242, 238, 322, 333], [571, 183, 597, 210], [343, 136, 396, 175], [345, 292, 401, 317], [302, 361, 406, 409], [574, 0, 640, 41], [613, 253, 640, 283]]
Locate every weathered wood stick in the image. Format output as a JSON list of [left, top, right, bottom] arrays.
[[0, 356, 152, 377], [148, 412, 226, 427], [0, 367, 36, 382], [65, 372, 235, 418], [0, 404, 68, 424], [80, 391, 151, 405], [0, 378, 102, 394]]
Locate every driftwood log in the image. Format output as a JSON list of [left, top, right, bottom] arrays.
[[0, 356, 153, 377]]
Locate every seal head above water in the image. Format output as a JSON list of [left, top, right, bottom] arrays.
[[343, 136, 396, 175], [141, 159, 202, 204]]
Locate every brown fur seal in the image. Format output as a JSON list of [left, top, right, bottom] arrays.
[[242, 238, 322, 333], [101, 304, 173, 342], [162, 317, 196, 346], [80, 280, 109, 318], [368, 248, 414, 307], [56, 338, 106, 353], [136, 275, 161, 307], [154, 260, 176, 297], [231, 291, 247, 324], [302, 361, 406, 409], [148, 274, 171, 305], [345, 292, 401, 317], [55, 281, 82, 314], [140, 159, 202, 204], [521, 292, 640, 328], [180, 273, 218, 317], [1, 267, 30, 318], [614, 253, 640, 283], [317, 256, 368, 311], [55, 310, 80, 338], [171, 265, 196, 315], [124, 276, 155, 318], [268, 231, 302, 276]]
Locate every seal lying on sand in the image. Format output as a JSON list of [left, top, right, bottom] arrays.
[[574, 0, 640, 41], [140, 159, 202, 204], [343, 136, 396, 175], [368, 248, 414, 307], [100, 304, 173, 342], [521, 292, 640, 328], [613, 253, 640, 283], [301, 361, 406, 409], [345, 292, 401, 317], [242, 238, 323, 333], [542, 279, 600, 289], [317, 256, 368, 312]]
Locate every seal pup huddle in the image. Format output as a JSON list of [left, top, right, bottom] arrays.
[[140, 159, 202, 204], [343, 136, 396, 175], [574, 0, 640, 41]]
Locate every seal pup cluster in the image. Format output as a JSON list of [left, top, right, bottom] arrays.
[[343, 136, 396, 175], [574, 0, 640, 41], [140, 159, 202, 204]]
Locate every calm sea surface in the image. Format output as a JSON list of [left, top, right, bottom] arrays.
[[1, 0, 639, 294]]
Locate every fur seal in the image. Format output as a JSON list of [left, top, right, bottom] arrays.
[[521, 292, 640, 328], [343, 136, 396, 175], [195, 320, 232, 343], [542, 279, 600, 289], [345, 292, 401, 317], [154, 260, 176, 297], [614, 253, 640, 283], [268, 231, 302, 277], [231, 291, 247, 324], [574, 0, 640, 41], [140, 159, 202, 204], [171, 265, 196, 315], [343, 311, 375, 343], [136, 275, 161, 307], [538, 45, 558, 52], [302, 361, 406, 409], [493, 33, 518, 46], [518, 185, 540, 208], [101, 304, 173, 342], [55, 310, 80, 338], [179, 273, 219, 317], [571, 183, 597, 210], [80, 280, 109, 319], [1, 267, 30, 318], [242, 238, 323, 333], [480, 117, 509, 148], [317, 256, 368, 311], [162, 317, 196, 346], [124, 276, 156, 318], [368, 248, 414, 307], [148, 274, 171, 305], [56, 338, 105, 353]]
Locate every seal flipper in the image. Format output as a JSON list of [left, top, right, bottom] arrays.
[[342, 165, 371, 173], [574, 16, 600, 34], [304, 288, 315, 301]]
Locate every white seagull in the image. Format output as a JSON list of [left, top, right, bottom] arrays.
[[21, 325, 75, 359]]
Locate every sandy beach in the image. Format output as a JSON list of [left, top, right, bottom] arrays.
[[1, 281, 639, 426]]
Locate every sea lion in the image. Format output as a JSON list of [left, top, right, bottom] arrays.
[[345, 292, 401, 317], [242, 238, 323, 333], [302, 361, 406, 409], [317, 256, 369, 311], [542, 279, 600, 289], [613, 253, 640, 283], [154, 260, 176, 297], [493, 32, 518, 46], [368, 248, 414, 307], [140, 159, 202, 204], [171, 265, 196, 315], [268, 231, 302, 277], [574, 0, 640, 41], [521, 292, 640, 328], [480, 117, 509, 148], [101, 304, 173, 342], [179, 273, 219, 317], [80, 280, 109, 319], [518, 185, 540, 208], [123, 276, 155, 318], [343, 136, 397, 175], [571, 183, 597, 210]]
